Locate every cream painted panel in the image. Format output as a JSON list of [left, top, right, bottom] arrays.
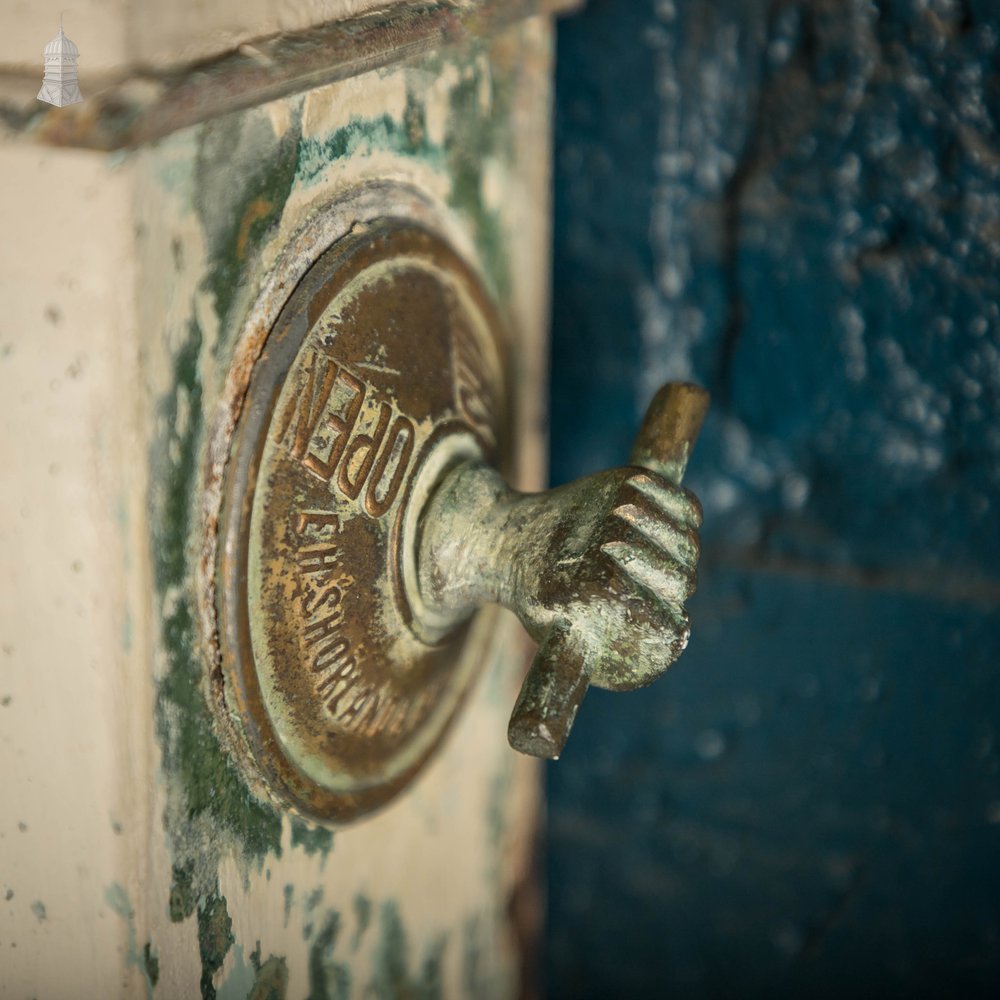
[[0, 146, 147, 998]]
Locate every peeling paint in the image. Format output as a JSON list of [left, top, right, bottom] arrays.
[[296, 112, 440, 185], [295, 60, 515, 301], [132, 21, 546, 995], [150, 43, 522, 902], [197, 889, 235, 1000], [152, 315, 282, 892], [248, 954, 289, 1000], [195, 105, 304, 345], [371, 901, 446, 1000], [143, 942, 161, 991], [444, 68, 515, 301], [307, 911, 350, 1000], [548, 1, 1000, 994], [290, 820, 335, 863], [303, 887, 325, 940], [219, 942, 289, 1000], [351, 894, 372, 952]]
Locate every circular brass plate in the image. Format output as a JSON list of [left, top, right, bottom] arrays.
[[217, 220, 507, 822]]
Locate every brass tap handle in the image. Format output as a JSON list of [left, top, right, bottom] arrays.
[[417, 382, 709, 759]]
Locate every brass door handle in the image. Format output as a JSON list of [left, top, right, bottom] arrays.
[[209, 212, 708, 819], [417, 382, 708, 758]]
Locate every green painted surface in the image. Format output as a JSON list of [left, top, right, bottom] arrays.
[[443, 71, 514, 303], [351, 894, 372, 953], [248, 955, 289, 1000], [295, 64, 514, 301], [217, 945, 257, 1000], [371, 901, 446, 1000], [105, 884, 158, 1000], [290, 821, 335, 863], [195, 107, 304, 341], [218, 941, 290, 1000], [143, 943, 161, 991], [306, 912, 350, 1000], [151, 312, 281, 993], [152, 317, 283, 879], [197, 890, 235, 1000], [302, 888, 325, 941], [296, 113, 432, 184]]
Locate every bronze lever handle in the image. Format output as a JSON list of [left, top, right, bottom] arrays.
[[212, 219, 709, 818], [417, 381, 708, 759]]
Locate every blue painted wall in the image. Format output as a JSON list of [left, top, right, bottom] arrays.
[[546, 1, 1000, 995]]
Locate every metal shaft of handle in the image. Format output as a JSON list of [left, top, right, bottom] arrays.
[[507, 381, 709, 759]]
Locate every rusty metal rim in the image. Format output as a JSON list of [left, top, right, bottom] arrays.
[[200, 185, 512, 823]]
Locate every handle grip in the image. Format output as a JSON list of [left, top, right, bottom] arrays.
[[507, 381, 709, 759]]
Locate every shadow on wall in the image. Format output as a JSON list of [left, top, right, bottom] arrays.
[[546, 1, 1000, 997]]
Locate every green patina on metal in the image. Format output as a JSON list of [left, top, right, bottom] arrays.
[[418, 381, 706, 757], [197, 889, 235, 1000], [306, 912, 351, 1000], [293, 82, 446, 179], [290, 819, 335, 862], [371, 901, 446, 1000], [105, 884, 158, 1000]]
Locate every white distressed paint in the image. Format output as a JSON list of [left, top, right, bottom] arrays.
[[1, 16, 554, 994]]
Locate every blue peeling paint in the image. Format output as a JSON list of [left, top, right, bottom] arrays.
[[548, 1, 1000, 995]]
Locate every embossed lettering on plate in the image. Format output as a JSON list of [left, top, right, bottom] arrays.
[[216, 223, 507, 822]]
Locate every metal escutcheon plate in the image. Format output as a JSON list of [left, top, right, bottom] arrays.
[[217, 220, 508, 822]]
